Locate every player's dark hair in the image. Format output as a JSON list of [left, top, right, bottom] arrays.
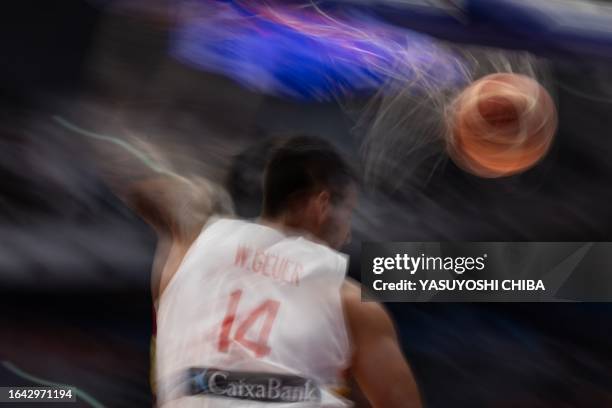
[[262, 135, 357, 218]]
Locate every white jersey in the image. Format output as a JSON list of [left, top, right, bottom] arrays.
[[156, 217, 352, 407]]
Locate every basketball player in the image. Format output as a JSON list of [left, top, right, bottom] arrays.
[[96, 135, 422, 407]]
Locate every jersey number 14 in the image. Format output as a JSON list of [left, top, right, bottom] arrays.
[[217, 289, 280, 358]]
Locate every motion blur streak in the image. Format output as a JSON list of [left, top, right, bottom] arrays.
[[170, 0, 467, 100], [53, 115, 186, 181]]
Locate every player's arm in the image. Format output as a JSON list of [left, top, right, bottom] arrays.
[[78, 123, 233, 241], [79, 125, 233, 299], [343, 281, 423, 408], [123, 174, 232, 241]]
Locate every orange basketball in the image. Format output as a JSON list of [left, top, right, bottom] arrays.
[[447, 73, 558, 178]]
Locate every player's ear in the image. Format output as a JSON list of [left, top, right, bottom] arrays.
[[314, 190, 331, 224]]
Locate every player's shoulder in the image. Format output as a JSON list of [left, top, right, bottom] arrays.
[[341, 278, 361, 301], [204, 215, 245, 229], [200, 216, 253, 237], [292, 236, 348, 270], [341, 279, 394, 335], [293, 235, 338, 255]]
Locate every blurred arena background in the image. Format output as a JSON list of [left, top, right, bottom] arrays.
[[1, 0, 612, 406]]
